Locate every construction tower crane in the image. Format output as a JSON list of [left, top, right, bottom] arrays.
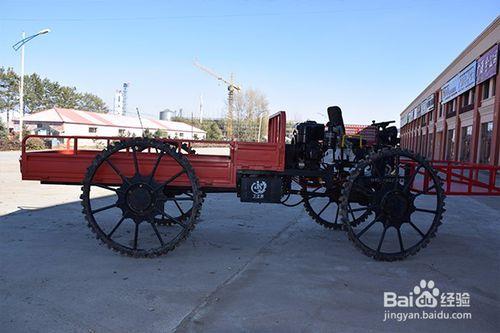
[[194, 60, 241, 139]]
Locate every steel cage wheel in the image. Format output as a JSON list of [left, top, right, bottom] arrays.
[[81, 137, 202, 257], [340, 148, 446, 261], [299, 176, 372, 230]]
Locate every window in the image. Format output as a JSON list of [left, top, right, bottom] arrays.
[[88, 127, 97, 133], [482, 79, 491, 100], [479, 122, 493, 164], [446, 128, 455, 160], [460, 126, 472, 162], [460, 89, 475, 113], [179, 132, 184, 137], [118, 129, 125, 135], [37, 123, 43, 128], [461, 91, 469, 108], [446, 99, 456, 117]]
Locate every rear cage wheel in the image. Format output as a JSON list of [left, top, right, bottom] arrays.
[[298, 171, 372, 230], [81, 137, 203, 257]]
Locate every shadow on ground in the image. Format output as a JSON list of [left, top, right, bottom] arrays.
[[0, 193, 499, 333]]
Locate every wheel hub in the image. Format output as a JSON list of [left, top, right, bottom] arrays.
[[126, 183, 154, 213], [116, 174, 166, 223], [380, 189, 413, 227]]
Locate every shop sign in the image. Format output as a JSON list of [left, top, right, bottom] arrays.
[[441, 61, 477, 104], [457, 61, 476, 96], [477, 45, 498, 84]]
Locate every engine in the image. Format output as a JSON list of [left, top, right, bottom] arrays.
[[288, 120, 324, 169], [285, 106, 399, 170], [286, 106, 345, 170]]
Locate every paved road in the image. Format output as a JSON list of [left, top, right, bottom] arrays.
[[1, 151, 499, 332]]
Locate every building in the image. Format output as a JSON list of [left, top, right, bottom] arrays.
[[400, 17, 499, 166], [16, 107, 206, 140]]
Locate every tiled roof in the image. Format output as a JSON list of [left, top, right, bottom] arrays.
[[21, 108, 206, 134]]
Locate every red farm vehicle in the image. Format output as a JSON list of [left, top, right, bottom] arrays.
[[20, 106, 500, 261]]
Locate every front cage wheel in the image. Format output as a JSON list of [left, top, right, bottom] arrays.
[[81, 137, 203, 257], [340, 148, 446, 261]]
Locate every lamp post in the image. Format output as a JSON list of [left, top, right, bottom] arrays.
[[12, 28, 51, 141], [256, 110, 267, 142]]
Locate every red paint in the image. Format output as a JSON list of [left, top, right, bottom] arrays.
[[20, 112, 287, 190]]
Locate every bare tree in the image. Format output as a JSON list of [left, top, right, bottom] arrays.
[[233, 88, 270, 141]]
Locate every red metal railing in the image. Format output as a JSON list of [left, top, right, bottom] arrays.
[[406, 159, 500, 195]]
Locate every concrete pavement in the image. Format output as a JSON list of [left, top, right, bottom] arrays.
[[1, 151, 499, 332]]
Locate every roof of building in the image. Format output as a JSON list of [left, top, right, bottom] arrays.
[[20, 108, 206, 134]]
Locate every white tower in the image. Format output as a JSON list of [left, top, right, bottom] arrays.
[[122, 83, 129, 116], [113, 90, 124, 115]]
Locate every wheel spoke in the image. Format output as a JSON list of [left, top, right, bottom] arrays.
[[311, 186, 322, 193], [334, 205, 340, 224], [409, 221, 425, 237], [158, 210, 188, 229], [376, 227, 387, 253], [91, 203, 117, 214], [92, 183, 120, 192], [348, 203, 356, 221], [403, 164, 423, 192], [397, 227, 404, 252], [132, 146, 140, 175], [105, 159, 129, 184], [349, 205, 374, 213], [165, 197, 193, 202], [356, 219, 377, 238], [317, 201, 331, 216], [133, 223, 139, 250], [414, 207, 437, 214], [352, 183, 375, 195], [107, 216, 126, 238], [149, 151, 165, 183], [393, 155, 401, 189], [158, 169, 186, 190], [413, 183, 437, 197], [150, 222, 165, 246], [173, 199, 185, 215]]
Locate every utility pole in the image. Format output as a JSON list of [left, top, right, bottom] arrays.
[[199, 93, 203, 124], [18, 32, 25, 141], [191, 109, 194, 139]]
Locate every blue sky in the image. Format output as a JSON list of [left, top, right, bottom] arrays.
[[0, 0, 498, 124]]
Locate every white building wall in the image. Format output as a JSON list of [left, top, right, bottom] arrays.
[[61, 123, 206, 140]]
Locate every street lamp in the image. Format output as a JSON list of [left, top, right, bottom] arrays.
[[12, 28, 51, 141]]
